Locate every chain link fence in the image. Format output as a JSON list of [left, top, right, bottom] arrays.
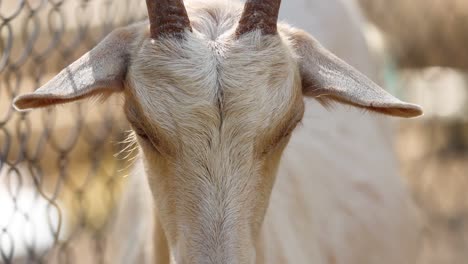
[[0, 1, 147, 263], [1, 0, 467, 264]]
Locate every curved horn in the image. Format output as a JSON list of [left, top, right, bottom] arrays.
[[145, 0, 192, 38], [236, 0, 281, 36]]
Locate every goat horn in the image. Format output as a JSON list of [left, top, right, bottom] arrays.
[[236, 0, 281, 36], [145, 0, 192, 38]]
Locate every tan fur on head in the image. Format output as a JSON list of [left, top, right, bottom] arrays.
[[12, 0, 422, 263]]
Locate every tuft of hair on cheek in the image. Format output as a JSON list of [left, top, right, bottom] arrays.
[[113, 130, 141, 175]]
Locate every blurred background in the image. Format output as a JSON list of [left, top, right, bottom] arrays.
[[359, 1, 468, 263], [0, 0, 467, 263]]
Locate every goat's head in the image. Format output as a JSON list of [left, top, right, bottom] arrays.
[[13, 0, 422, 262]]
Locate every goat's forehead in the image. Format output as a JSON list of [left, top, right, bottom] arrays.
[[126, 33, 301, 134]]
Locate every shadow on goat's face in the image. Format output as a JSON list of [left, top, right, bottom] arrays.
[[124, 28, 304, 261], [12, 0, 422, 262]]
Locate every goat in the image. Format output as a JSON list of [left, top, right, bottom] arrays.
[[13, 0, 423, 263]]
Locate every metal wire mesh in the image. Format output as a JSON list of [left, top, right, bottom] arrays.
[[0, 1, 146, 263]]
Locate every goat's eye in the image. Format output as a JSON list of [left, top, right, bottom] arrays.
[[125, 111, 150, 140], [129, 122, 149, 140], [261, 119, 301, 155], [130, 124, 164, 154], [135, 130, 149, 140], [133, 127, 149, 140]]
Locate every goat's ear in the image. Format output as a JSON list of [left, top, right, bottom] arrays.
[[290, 29, 422, 118], [13, 27, 136, 111]]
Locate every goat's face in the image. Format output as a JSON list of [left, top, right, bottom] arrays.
[[13, 0, 422, 263], [125, 23, 304, 262]]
